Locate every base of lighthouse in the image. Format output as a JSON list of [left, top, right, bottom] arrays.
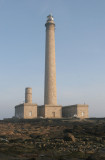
[[38, 105, 62, 118]]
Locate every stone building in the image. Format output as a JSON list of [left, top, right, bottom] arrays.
[[15, 88, 37, 119], [62, 104, 88, 118]]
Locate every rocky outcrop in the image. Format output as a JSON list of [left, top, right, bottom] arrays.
[[0, 118, 105, 160]]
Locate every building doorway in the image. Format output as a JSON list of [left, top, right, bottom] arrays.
[[52, 112, 55, 118]]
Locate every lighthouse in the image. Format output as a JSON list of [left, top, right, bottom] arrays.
[[44, 14, 57, 105]]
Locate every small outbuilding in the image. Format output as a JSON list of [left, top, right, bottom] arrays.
[[62, 104, 88, 119]]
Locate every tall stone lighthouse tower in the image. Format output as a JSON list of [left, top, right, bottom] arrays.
[[43, 14, 62, 118], [44, 14, 57, 105]]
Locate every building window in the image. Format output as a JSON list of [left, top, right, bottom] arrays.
[[82, 112, 84, 116], [29, 111, 32, 116]]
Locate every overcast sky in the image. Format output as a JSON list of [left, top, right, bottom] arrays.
[[0, 0, 105, 119]]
